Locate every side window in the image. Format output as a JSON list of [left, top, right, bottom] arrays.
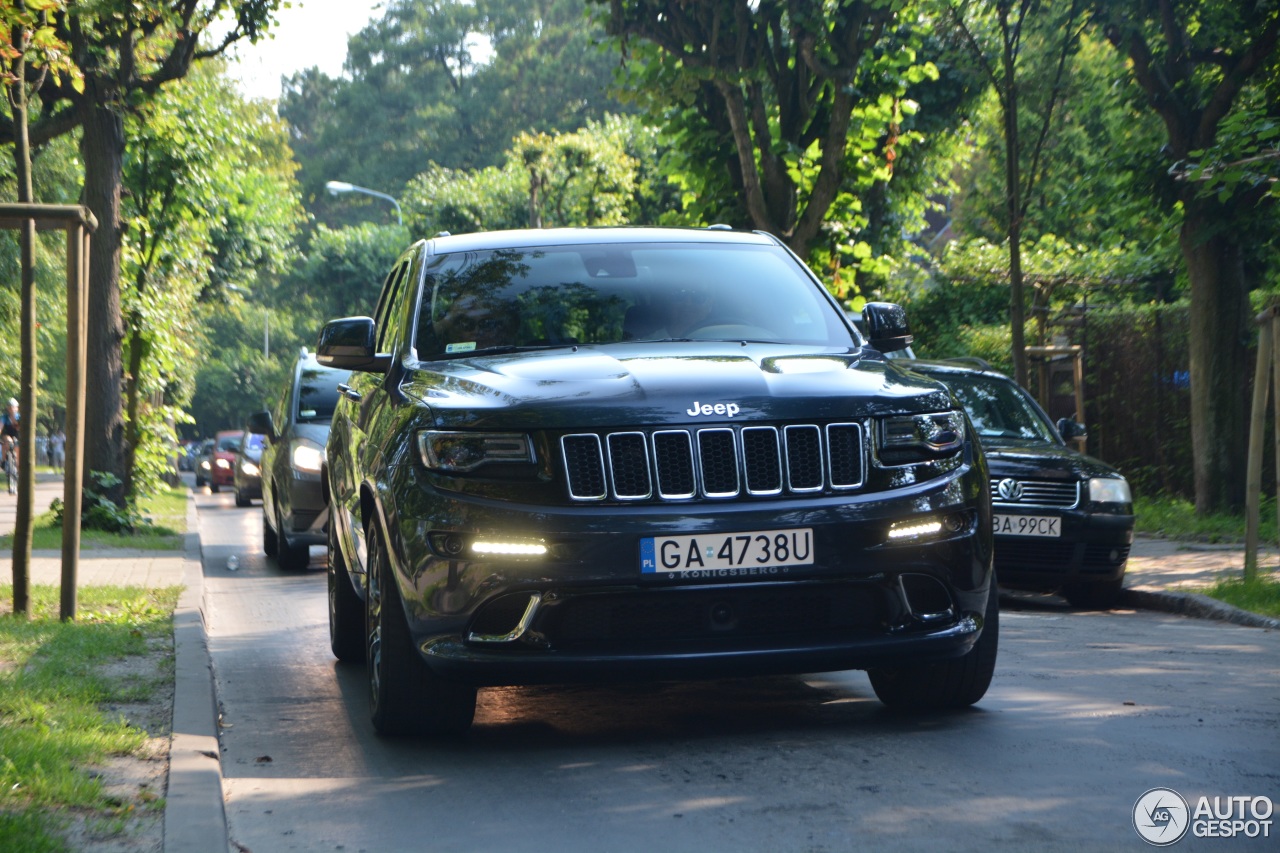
[[272, 380, 290, 429], [373, 263, 409, 354]]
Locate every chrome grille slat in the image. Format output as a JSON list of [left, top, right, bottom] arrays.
[[742, 426, 782, 495], [826, 423, 865, 488], [698, 428, 740, 497], [563, 423, 865, 502], [989, 478, 1080, 509], [607, 432, 652, 500], [652, 430, 695, 499]]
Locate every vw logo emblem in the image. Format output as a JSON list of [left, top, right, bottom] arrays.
[[997, 478, 1024, 501]]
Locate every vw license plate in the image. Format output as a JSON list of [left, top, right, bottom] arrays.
[[641, 528, 814, 577], [994, 514, 1060, 537]]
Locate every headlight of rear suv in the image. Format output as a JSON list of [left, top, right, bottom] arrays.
[[290, 439, 325, 474], [417, 430, 534, 473], [1089, 477, 1131, 504], [240, 460, 260, 477], [877, 411, 966, 465]]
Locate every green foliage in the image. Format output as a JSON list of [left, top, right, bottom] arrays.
[[952, 30, 1176, 257], [280, 0, 629, 229], [120, 61, 302, 463], [1133, 494, 1272, 544], [597, 0, 940, 263], [57, 472, 144, 534], [403, 114, 668, 234]]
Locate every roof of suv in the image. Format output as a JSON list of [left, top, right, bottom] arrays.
[[424, 226, 779, 255]]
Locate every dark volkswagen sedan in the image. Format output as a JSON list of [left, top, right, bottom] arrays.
[[319, 227, 996, 736], [910, 360, 1134, 608]]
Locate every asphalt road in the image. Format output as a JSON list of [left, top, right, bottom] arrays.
[[196, 490, 1280, 853]]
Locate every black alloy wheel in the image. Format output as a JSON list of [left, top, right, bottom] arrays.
[[365, 522, 475, 736], [868, 579, 1000, 711]]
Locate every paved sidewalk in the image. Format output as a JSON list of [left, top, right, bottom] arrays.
[[0, 471, 187, 588]]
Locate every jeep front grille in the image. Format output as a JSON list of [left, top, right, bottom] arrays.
[[561, 423, 864, 502]]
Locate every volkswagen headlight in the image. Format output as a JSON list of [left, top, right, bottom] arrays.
[[1089, 477, 1131, 504]]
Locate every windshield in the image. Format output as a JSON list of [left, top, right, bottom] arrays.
[[217, 435, 241, 452], [933, 372, 1059, 445], [413, 242, 856, 358]]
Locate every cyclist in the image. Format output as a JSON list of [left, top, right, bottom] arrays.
[[2, 397, 19, 495]]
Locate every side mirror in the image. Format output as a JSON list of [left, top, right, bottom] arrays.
[[247, 410, 275, 442], [316, 316, 391, 373], [1057, 418, 1088, 441], [862, 302, 914, 353]]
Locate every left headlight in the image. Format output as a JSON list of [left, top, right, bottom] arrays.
[[1089, 477, 1131, 504], [417, 430, 535, 473], [239, 460, 260, 477], [877, 411, 966, 464]]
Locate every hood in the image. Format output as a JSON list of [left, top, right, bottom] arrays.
[[982, 439, 1123, 482], [400, 343, 954, 430]]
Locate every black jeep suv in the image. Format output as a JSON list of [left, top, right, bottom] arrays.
[[319, 227, 995, 735]]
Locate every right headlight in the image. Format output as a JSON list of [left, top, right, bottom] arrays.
[[1088, 477, 1131, 504], [290, 438, 325, 474], [877, 411, 966, 465]]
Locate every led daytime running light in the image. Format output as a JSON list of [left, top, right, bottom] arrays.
[[888, 519, 943, 540], [470, 540, 547, 556]]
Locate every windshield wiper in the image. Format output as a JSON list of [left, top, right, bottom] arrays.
[[438, 343, 578, 358]]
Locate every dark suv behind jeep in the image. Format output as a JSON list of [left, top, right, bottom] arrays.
[[249, 353, 351, 570], [319, 227, 995, 736]]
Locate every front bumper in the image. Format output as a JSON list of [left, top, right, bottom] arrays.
[[993, 512, 1134, 588], [375, 459, 992, 685]]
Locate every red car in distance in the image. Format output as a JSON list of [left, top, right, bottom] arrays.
[[200, 429, 242, 493]]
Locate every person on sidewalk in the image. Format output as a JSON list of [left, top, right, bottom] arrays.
[[1, 398, 19, 495], [49, 427, 65, 475]]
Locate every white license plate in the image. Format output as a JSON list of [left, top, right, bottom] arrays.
[[994, 514, 1061, 537], [641, 528, 814, 576]]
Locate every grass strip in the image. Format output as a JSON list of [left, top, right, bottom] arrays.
[[1134, 495, 1277, 543], [0, 585, 181, 853], [0, 485, 187, 551], [1197, 575, 1280, 619]]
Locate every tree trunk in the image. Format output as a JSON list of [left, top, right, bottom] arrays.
[[7, 33, 35, 618], [1001, 10, 1028, 390], [78, 98, 128, 506], [1181, 204, 1250, 514]]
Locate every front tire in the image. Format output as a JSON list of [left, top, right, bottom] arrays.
[[868, 582, 999, 711], [235, 488, 251, 507], [262, 511, 278, 557], [328, 519, 364, 663], [275, 506, 310, 571], [366, 523, 476, 737]]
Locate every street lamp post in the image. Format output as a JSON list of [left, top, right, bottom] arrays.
[[325, 180, 404, 226]]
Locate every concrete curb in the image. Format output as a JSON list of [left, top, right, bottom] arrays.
[[1121, 587, 1280, 630], [163, 494, 229, 853]]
